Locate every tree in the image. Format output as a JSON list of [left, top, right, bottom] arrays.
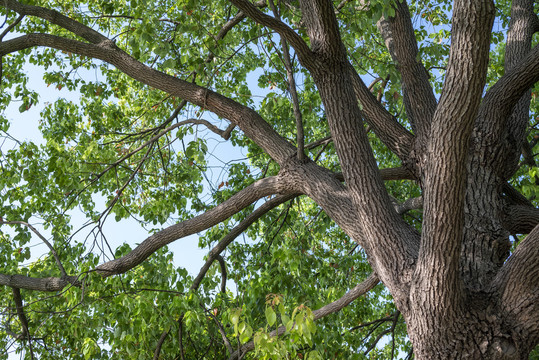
[[0, 0, 539, 358]]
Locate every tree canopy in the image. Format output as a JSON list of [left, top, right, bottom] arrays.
[[0, 0, 539, 359]]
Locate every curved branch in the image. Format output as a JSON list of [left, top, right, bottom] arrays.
[[95, 175, 293, 276], [0, 33, 296, 165], [491, 225, 539, 352], [0, 13, 24, 41], [475, 40, 539, 179], [215, 255, 227, 294], [2, 0, 107, 44], [0, 274, 80, 291], [228, 0, 314, 67], [498, 0, 539, 178], [152, 328, 170, 360], [228, 272, 379, 359], [190, 194, 297, 292], [12, 287, 29, 337]]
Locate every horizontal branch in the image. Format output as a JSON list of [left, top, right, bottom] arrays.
[[0, 274, 79, 292], [394, 197, 423, 215], [379, 166, 415, 181], [229, 272, 379, 359], [502, 204, 539, 234], [96, 176, 293, 276]]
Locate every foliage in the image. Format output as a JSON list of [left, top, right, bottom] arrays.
[[0, 0, 538, 359]]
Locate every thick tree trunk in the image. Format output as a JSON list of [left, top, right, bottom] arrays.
[[407, 307, 524, 359]]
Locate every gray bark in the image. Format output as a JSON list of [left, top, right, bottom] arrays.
[[1, 0, 539, 358]]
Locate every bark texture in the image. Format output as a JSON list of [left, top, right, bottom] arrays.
[[1, 0, 539, 358]]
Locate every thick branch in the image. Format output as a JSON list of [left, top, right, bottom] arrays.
[[377, 1, 437, 137], [474, 0, 539, 179], [394, 197, 423, 215], [2, 0, 107, 43], [96, 176, 292, 276], [286, 161, 419, 307], [0, 274, 79, 291], [479, 43, 539, 116], [492, 225, 539, 352], [298, 0, 345, 58], [0, 33, 296, 164], [417, 0, 494, 313], [293, 0, 418, 303], [379, 166, 415, 181], [228, 273, 379, 359], [502, 204, 539, 234], [348, 65, 415, 161]]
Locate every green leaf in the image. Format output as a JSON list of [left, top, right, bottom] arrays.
[[265, 306, 276, 326]]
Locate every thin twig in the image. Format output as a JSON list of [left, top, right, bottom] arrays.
[[268, 0, 305, 160], [1, 221, 67, 277], [0, 14, 24, 41]]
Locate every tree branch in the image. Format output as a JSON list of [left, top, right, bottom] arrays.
[[228, 0, 314, 67], [492, 225, 539, 353], [2, 0, 107, 43], [190, 194, 296, 292], [287, 161, 419, 301], [95, 175, 293, 276], [152, 326, 170, 360], [377, 1, 437, 138], [292, 0, 418, 299], [0, 13, 24, 41], [0, 32, 297, 165], [0, 274, 80, 291], [502, 204, 539, 234], [473, 0, 539, 180], [12, 287, 34, 359], [268, 0, 305, 161], [228, 272, 379, 359], [11, 287, 29, 338], [0, 221, 67, 277], [215, 255, 227, 294], [347, 64, 415, 161], [417, 0, 495, 314], [393, 197, 423, 215]]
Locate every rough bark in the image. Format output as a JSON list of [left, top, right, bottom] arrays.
[[2, 0, 539, 358], [408, 0, 496, 354], [377, 0, 437, 138]]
